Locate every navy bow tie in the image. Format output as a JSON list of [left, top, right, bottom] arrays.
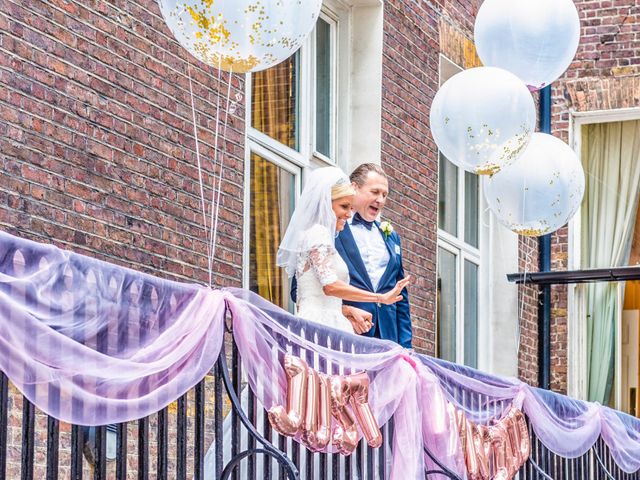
[[352, 213, 374, 230]]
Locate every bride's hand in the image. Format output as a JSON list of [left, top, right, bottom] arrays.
[[343, 306, 373, 334], [378, 275, 411, 305]]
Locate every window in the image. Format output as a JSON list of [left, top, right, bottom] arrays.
[[247, 9, 339, 168], [436, 56, 481, 368], [248, 151, 299, 312], [245, 2, 352, 310], [314, 16, 335, 160]]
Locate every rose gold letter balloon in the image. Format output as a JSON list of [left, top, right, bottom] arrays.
[[301, 368, 319, 448], [348, 372, 383, 448], [489, 422, 512, 480], [463, 419, 480, 478], [473, 424, 491, 480], [503, 411, 524, 476], [305, 373, 332, 452], [268, 355, 308, 436], [514, 409, 531, 462], [330, 375, 359, 455]]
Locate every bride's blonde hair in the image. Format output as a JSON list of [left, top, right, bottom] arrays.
[[331, 178, 356, 200]]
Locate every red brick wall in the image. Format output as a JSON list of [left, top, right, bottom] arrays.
[[518, 0, 640, 394], [0, 0, 245, 287]]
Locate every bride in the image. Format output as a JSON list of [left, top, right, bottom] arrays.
[[277, 167, 410, 333]]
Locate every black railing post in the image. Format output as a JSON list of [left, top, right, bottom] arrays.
[[116, 423, 127, 480], [538, 84, 552, 391], [0, 373, 7, 479], [194, 380, 205, 480], [215, 360, 224, 480], [177, 394, 187, 480]]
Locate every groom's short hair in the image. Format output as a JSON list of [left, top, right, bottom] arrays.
[[350, 163, 387, 186]]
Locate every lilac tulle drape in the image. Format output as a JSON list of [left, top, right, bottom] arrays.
[[1, 230, 640, 477], [0, 230, 228, 426]]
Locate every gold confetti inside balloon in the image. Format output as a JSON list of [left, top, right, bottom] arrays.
[[484, 133, 585, 237], [429, 67, 536, 176], [159, 0, 322, 73]]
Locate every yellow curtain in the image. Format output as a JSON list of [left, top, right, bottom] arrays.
[[250, 56, 297, 306]]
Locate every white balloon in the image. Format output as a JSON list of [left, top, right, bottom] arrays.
[[430, 67, 536, 175], [159, 0, 322, 73], [484, 133, 585, 236], [474, 0, 580, 90]]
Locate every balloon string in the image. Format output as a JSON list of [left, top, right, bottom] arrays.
[[186, 64, 213, 286], [210, 68, 234, 265], [203, 60, 224, 286]]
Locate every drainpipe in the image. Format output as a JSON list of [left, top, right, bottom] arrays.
[[538, 85, 552, 390]]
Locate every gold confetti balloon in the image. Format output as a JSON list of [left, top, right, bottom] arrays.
[[483, 133, 585, 237], [159, 0, 322, 73], [429, 67, 536, 176]]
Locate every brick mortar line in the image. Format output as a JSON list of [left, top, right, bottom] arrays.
[[0, 136, 245, 241], [44, 0, 219, 78], [388, 1, 441, 31], [0, 191, 243, 262], [381, 157, 438, 201], [383, 97, 432, 124], [384, 55, 439, 93]]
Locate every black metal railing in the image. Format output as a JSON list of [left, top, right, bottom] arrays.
[[2, 327, 640, 479], [0, 240, 637, 478], [439, 371, 640, 480]]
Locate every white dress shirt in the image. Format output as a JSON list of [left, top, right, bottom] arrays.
[[348, 218, 390, 291]]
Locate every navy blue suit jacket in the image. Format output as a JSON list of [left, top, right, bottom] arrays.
[[292, 222, 412, 348]]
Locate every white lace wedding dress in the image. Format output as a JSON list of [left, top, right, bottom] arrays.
[[295, 224, 354, 333]]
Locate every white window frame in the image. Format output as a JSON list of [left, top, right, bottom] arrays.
[[437, 163, 482, 366], [242, 140, 302, 291], [244, 1, 348, 170], [311, 10, 339, 164], [436, 54, 484, 368]]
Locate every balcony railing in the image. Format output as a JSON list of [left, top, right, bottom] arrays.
[[2, 324, 640, 479], [0, 236, 639, 479]]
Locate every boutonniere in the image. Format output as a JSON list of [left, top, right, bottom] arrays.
[[379, 220, 394, 238]]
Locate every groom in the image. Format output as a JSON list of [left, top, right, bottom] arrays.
[[338, 164, 412, 348]]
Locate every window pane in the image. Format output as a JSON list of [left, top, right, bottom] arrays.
[[437, 247, 457, 362], [251, 53, 300, 150], [464, 260, 479, 368], [438, 154, 458, 236], [464, 171, 479, 248], [249, 153, 296, 312], [315, 18, 332, 158]]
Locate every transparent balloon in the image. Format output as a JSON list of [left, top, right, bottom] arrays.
[[484, 133, 585, 236], [474, 0, 580, 90], [430, 67, 536, 175], [159, 0, 322, 73]]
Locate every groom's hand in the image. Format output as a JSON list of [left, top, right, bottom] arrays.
[[342, 305, 373, 334]]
